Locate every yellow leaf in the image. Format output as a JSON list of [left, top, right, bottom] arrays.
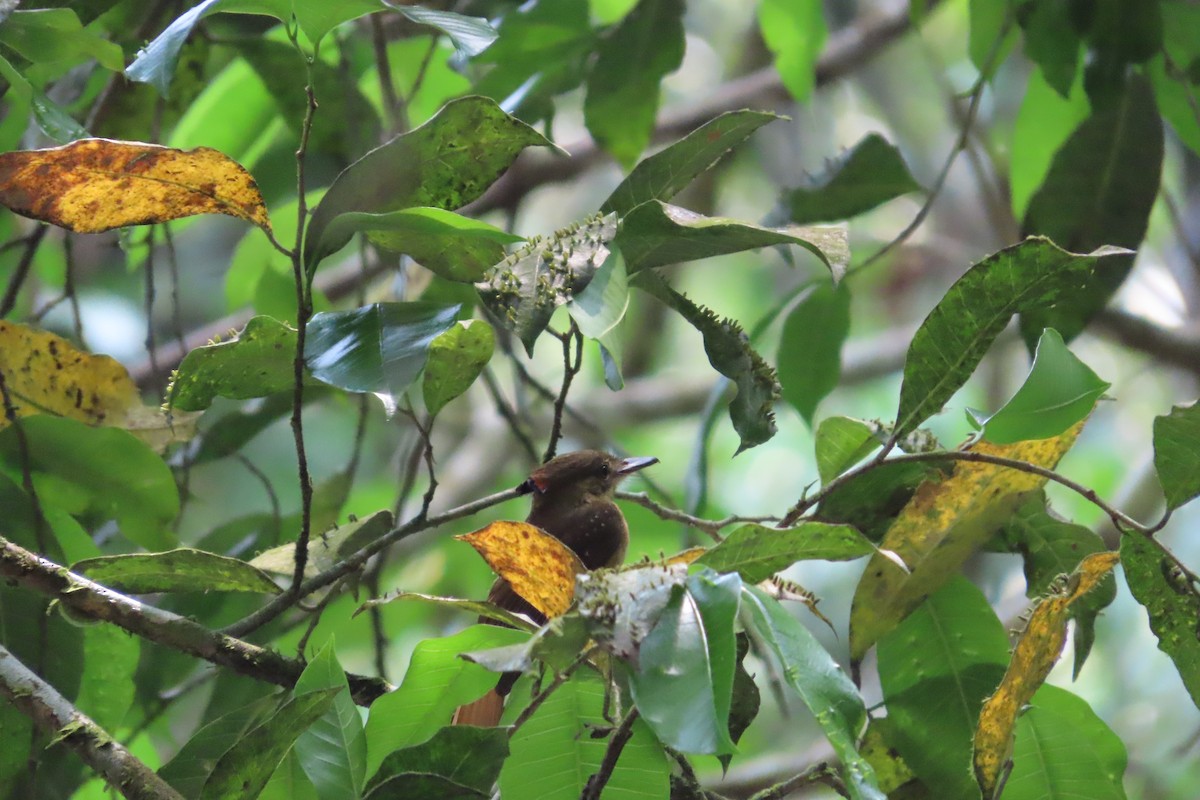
[[456, 520, 584, 619], [972, 551, 1119, 796], [0, 138, 271, 233], [0, 321, 198, 450], [664, 546, 707, 566], [849, 423, 1084, 662]]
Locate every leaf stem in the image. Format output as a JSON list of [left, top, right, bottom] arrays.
[[543, 321, 584, 462], [580, 707, 640, 800]]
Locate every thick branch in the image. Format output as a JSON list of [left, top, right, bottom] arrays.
[[0, 535, 391, 705], [0, 643, 184, 800]]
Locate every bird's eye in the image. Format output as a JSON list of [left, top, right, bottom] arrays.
[[598, 462, 611, 477]]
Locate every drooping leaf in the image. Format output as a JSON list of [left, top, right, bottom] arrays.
[[159, 696, 280, 796], [778, 282, 851, 424], [1004, 685, 1128, 800], [1009, 65, 1090, 220], [1120, 532, 1200, 709], [1016, 0, 1082, 97], [0, 320, 198, 451], [973, 552, 1119, 797], [777, 133, 916, 224], [364, 625, 530, 778], [567, 249, 629, 343], [393, 6, 498, 58], [304, 302, 461, 414], [722, 633, 761, 771], [477, 212, 617, 354], [979, 328, 1109, 444], [0, 138, 271, 232], [813, 416, 880, 484], [168, 316, 301, 412], [1152, 401, 1200, 510], [601, 110, 781, 216], [422, 320, 495, 417], [199, 688, 341, 800], [697, 522, 877, 583], [249, 510, 394, 578], [583, 0, 685, 168], [627, 570, 741, 755], [498, 672, 670, 800], [1019, 77, 1163, 344], [998, 493, 1115, 676], [634, 271, 780, 453], [315, 208, 523, 282], [71, 548, 281, 594], [758, 0, 827, 102], [305, 96, 557, 270], [0, 54, 89, 144], [894, 237, 1123, 439], [127, 0, 231, 96], [849, 423, 1084, 662], [967, 0, 1017, 78], [741, 586, 882, 800], [456, 521, 584, 619], [290, 0, 383, 44], [877, 578, 1009, 800], [0, 415, 179, 551]]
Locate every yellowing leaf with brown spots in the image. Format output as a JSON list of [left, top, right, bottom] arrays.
[[457, 521, 584, 619], [0, 138, 271, 233], [0, 321, 198, 450], [972, 551, 1119, 796], [849, 423, 1084, 662]]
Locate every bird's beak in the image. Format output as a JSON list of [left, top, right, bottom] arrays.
[[617, 456, 658, 475]]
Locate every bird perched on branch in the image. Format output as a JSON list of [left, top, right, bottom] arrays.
[[453, 449, 658, 726]]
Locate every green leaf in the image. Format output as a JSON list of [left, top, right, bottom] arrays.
[[814, 416, 880, 484], [815, 460, 943, 541], [364, 625, 530, 778], [261, 751, 319, 800], [159, 696, 280, 797], [305, 302, 461, 413], [305, 96, 557, 271], [1003, 685, 1128, 800], [568, 249, 629, 342], [740, 586, 881, 800], [602, 110, 781, 216], [314, 208, 523, 282], [779, 133, 921, 224], [968, 0, 1017, 77], [617, 200, 849, 279], [71, 548, 281, 594], [290, 0, 383, 44], [422, 320, 495, 417], [199, 688, 340, 800], [628, 571, 740, 755], [294, 644, 367, 800], [1010, 65, 1089, 220], [895, 237, 1124, 439], [633, 271, 780, 453], [1120, 532, 1200, 709], [393, 7, 497, 58], [168, 316, 302, 412], [583, 0, 685, 168], [877, 578, 1009, 800], [722, 633, 761, 771], [369, 725, 507, 796], [980, 328, 1109, 444], [778, 283, 851, 424], [1019, 77, 1163, 344], [477, 212, 618, 354], [499, 672, 669, 800], [359, 591, 536, 631], [1153, 402, 1200, 510], [697, 522, 877, 583], [1017, 0, 1081, 96], [999, 493, 1115, 677], [0, 416, 178, 550], [0, 9, 124, 71], [236, 38, 380, 163], [0, 54, 89, 144], [249, 510, 394, 578], [758, 0, 826, 101]]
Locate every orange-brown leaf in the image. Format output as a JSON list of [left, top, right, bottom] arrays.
[[456, 520, 584, 619], [0, 321, 197, 449], [0, 138, 271, 233], [972, 551, 1119, 795]]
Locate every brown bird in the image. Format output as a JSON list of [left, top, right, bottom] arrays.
[[453, 449, 658, 726]]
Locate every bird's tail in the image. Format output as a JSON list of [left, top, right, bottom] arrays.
[[451, 689, 505, 726]]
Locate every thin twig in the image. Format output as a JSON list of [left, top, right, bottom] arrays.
[[370, 12, 401, 132], [0, 369, 47, 552], [0, 225, 48, 317], [616, 491, 777, 543], [543, 322, 584, 462], [234, 454, 282, 545], [482, 368, 540, 462], [581, 708, 640, 800], [748, 761, 847, 800], [508, 646, 597, 736], [142, 226, 160, 382]]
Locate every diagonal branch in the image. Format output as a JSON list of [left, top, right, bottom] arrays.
[[0, 642, 184, 800]]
